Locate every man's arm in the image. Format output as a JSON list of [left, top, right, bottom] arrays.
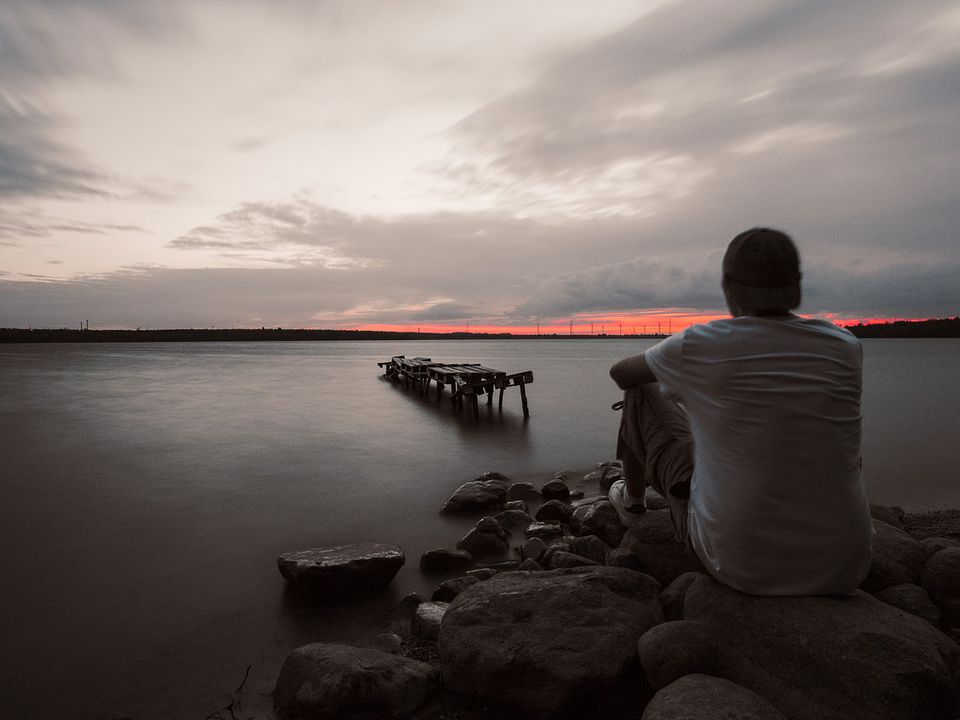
[[609, 352, 657, 389]]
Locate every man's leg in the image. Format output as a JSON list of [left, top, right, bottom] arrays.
[[614, 383, 694, 542]]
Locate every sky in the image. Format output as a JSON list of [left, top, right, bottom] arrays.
[[1, 0, 958, 332]]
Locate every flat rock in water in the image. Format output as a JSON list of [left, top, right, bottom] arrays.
[[274, 642, 437, 719], [921, 546, 960, 627], [440, 566, 663, 719], [277, 543, 404, 599], [862, 519, 928, 592], [612, 509, 703, 587], [682, 575, 959, 720], [642, 674, 788, 720], [440, 480, 507, 514]]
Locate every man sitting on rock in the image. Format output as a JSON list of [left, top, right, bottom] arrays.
[[608, 228, 873, 595]]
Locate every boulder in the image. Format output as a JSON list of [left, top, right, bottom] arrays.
[[274, 643, 437, 719], [642, 674, 788, 720], [507, 482, 537, 500], [440, 566, 664, 719], [870, 503, 906, 529], [921, 536, 960, 558], [572, 500, 627, 547], [875, 583, 942, 626], [569, 534, 609, 565], [432, 575, 479, 602], [419, 548, 473, 574], [494, 508, 533, 529], [660, 571, 707, 621], [921, 547, 960, 627], [682, 575, 960, 720], [277, 543, 404, 599], [521, 536, 547, 561], [547, 551, 598, 569], [540, 480, 571, 502], [440, 480, 506, 514], [637, 621, 720, 691], [535, 499, 573, 524], [862, 519, 928, 592], [475, 471, 511, 489], [525, 522, 564, 541], [456, 516, 509, 558], [412, 601, 449, 641], [614, 509, 703, 586]]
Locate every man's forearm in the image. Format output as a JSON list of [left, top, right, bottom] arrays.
[[609, 352, 658, 389]]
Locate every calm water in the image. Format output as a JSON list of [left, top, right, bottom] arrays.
[[1, 339, 958, 718]]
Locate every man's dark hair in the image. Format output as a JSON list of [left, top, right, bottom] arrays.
[[722, 227, 802, 312]]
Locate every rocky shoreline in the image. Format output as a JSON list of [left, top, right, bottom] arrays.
[[270, 466, 960, 720]]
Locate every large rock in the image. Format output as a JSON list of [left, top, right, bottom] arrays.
[[660, 571, 706, 621], [572, 500, 627, 547], [507, 482, 537, 500], [432, 575, 479, 602], [535, 499, 573, 524], [456, 516, 509, 558], [419, 548, 473, 574], [274, 643, 437, 719], [524, 522, 563, 541], [612, 509, 703, 587], [637, 621, 720, 690], [412, 601, 449, 641], [547, 550, 598, 569], [921, 547, 960, 627], [277, 543, 404, 599], [682, 575, 960, 720], [569, 534, 609, 565], [440, 566, 664, 719], [862, 519, 928, 592], [440, 480, 507, 513], [875, 582, 942, 626], [494, 508, 533, 529], [540, 480, 571, 502], [642, 674, 788, 720]]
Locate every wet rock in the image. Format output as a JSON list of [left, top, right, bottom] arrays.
[[862, 519, 928, 592], [614, 509, 703, 587], [412, 601, 449, 641], [637, 621, 721, 691], [642, 674, 788, 720], [475, 471, 511, 489], [660, 571, 706, 621], [432, 575, 479, 602], [547, 551, 598, 569], [569, 535, 609, 565], [870, 503, 906, 529], [682, 574, 959, 720], [419, 548, 473, 574], [440, 566, 664, 719], [507, 482, 537, 500], [535, 499, 573, 524], [921, 536, 960, 558], [277, 543, 405, 599], [540, 480, 571, 502], [525, 522, 564, 541], [875, 583, 942, 626], [440, 480, 506, 514], [274, 643, 437, 719], [521, 536, 547, 561], [456, 516, 509, 558], [920, 547, 960, 627], [571, 500, 627, 547], [494, 508, 533, 529]]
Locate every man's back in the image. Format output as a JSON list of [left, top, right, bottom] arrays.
[[646, 315, 873, 595]]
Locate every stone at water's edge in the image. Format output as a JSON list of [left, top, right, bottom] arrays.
[[571, 499, 627, 547], [440, 480, 507, 513], [440, 566, 664, 719], [535, 499, 573, 524], [277, 543, 404, 599], [274, 643, 437, 719], [540, 479, 571, 501], [682, 575, 960, 720], [642, 674, 788, 720], [456, 516, 509, 558]]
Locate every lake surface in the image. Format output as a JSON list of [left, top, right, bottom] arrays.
[[1, 338, 958, 718]]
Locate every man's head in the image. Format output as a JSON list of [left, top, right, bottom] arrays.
[[722, 227, 801, 317]]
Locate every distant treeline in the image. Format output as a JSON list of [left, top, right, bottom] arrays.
[[845, 317, 960, 339]]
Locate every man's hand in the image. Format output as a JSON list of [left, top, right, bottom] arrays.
[[609, 352, 657, 389]]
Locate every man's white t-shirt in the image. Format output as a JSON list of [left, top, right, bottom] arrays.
[[645, 315, 873, 595]]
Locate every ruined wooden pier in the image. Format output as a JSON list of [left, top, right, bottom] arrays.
[[378, 355, 533, 420]]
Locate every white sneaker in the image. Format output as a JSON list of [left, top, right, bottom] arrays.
[[608, 479, 647, 526]]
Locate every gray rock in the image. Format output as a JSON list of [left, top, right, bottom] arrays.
[[535, 499, 573, 524], [521, 536, 547, 561], [547, 551, 599, 569], [503, 499, 529, 512], [921, 536, 960, 558], [568, 535, 609, 565], [870, 503, 906, 529], [419, 548, 473, 574], [368, 632, 403, 654], [440, 480, 507, 514], [440, 566, 664, 719], [456, 516, 510, 558], [507, 482, 537, 500], [541, 542, 571, 567], [274, 643, 437, 719], [518, 558, 544, 571], [525, 522, 564, 541], [642, 674, 788, 720], [474, 471, 511, 489], [540, 480, 571, 502], [494, 508, 533, 528], [862, 519, 928, 592], [682, 575, 960, 720], [614, 509, 703, 587], [660, 571, 707, 621], [571, 500, 627, 547], [637, 621, 720, 691], [920, 547, 960, 627], [412, 601, 449, 641], [432, 575, 479, 602], [465, 567, 497, 580], [875, 583, 942, 626], [277, 543, 405, 599]]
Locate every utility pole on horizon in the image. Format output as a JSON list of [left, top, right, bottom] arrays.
[[619, 322, 622, 336], [591, 322, 594, 335]]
